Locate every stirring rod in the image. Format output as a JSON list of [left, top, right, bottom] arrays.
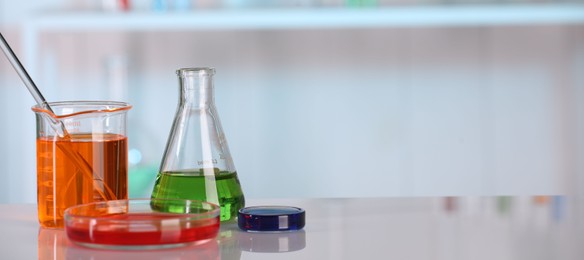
[[0, 32, 68, 137], [0, 32, 116, 200], [0, 32, 52, 111]]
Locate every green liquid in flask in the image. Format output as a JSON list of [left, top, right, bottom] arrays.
[[151, 169, 245, 222]]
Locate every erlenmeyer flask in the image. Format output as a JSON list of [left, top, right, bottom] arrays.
[[151, 67, 245, 221]]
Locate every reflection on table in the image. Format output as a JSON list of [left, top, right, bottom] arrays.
[[36, 196, 583, 260], [38, 222, 306, 260]]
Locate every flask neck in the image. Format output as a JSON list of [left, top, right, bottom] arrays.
[[177, 68, 215, 107]]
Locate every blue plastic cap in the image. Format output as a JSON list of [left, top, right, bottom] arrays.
[[238, 206, 305, 232]]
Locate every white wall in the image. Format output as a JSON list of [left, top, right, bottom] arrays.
[[0, 1, 583, 203], [0, 0, 7, 202]]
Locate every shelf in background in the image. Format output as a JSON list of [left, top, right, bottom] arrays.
[[26, 4, 584, 31], [20, 3, 584, 76]]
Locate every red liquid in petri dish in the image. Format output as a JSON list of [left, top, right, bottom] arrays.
[[66, 213, 220, 246]]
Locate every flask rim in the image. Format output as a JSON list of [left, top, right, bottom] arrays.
[[176, 67, 215, 77]]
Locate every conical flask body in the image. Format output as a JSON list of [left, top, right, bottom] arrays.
[[152, 68, 245, 221]]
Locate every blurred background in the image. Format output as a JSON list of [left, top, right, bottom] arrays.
[[0, 0, 583, 203]]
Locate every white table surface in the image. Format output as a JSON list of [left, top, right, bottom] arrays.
[[0, 197, 582, 260]]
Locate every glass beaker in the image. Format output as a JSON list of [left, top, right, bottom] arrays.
[[151, 68, 245, 222], [32, 101, 131, 228]]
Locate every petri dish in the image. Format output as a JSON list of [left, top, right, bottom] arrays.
[[238, 206, 305, 232], [64, 199, 220, 250]]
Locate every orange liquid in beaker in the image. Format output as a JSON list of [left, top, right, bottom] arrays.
[[36, 133, 128, 228]]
